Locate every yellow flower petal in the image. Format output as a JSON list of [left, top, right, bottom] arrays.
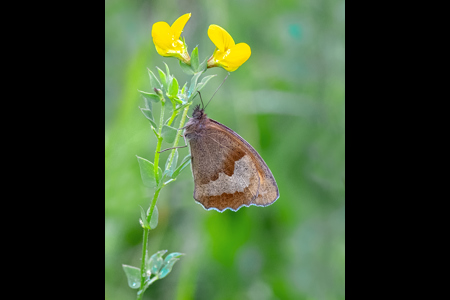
[[152, 21, 173, 51], [151, 14, 191, 63], [213, 43, 251, 72], [208, 25, 235, 52], [171, 13, 191, 41]]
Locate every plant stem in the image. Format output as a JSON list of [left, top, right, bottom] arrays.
[[153, 101, 166, 184], [137, 228, 149, 300], [165, 105, 191, 172], [136, 102, 191, 300], [167, 103, 178, 126]]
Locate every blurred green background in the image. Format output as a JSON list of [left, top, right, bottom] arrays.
[[105, 0, 345, 299]]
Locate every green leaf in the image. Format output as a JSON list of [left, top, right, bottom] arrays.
[[146, 250, 168, 274], [161, 125, 178, 143], [198, 57, 208, 73], [136, 156, 161, 188], [181, 82, 187, 97], [138, 90, 160, 103], [141, 94, 153, 111], [164, 62, 170, 81], [179, 60, 194, 75], [181, 82, 187, 94], [140, 108, 157, 129], [197, 75, 217, 93], [164, 149, 178, 178], [187, 75, 217, 103], [174, 102, 191, 113], [149, 205, 158, 229], [147, 68, 161, 90], [172, 154, 191, 179], [158, 258, 181, 279], [191, 47, 199, 72], [168, 76, 179, 99], [156, 67, 167, 91], [164, 252, 185, 263], [137, 156, 156, 188], [140, 206, 150, 229], [139, 107, 153, 120], [122, 265, 141, 289], [188, 72, 203, 98]]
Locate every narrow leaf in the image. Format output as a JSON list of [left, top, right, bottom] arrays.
[[122, 265, 141, 289], [149, 205, 158, 229], [136, 156, 157, 189], [164, 252, 185, 263], [191, 47, 199, 72], [164, 62, 170, 81], [179, 60, 194, 75], [164, 149, 179, 178], [146, 250, 168, 274], [161, 125, 177, 143], [188, 72, 203, 96], [158, 258, 180, 279], [169, 150, 178, 176], [174, 102, 190, 113], [181, 82, 187, 95], [168, 77, 179, 99], [172, 154, 191, 179], [144, 97, 152, 111], [197, 75, 217, 92], [140, 108, 157, 129], [138, 90, 160, 103], [139, 107, 153, 120], [198, 57, 208, 73], [140, 206, 150, 229], [147, 68, 162, 90], [156, 166, 163, 185], [162, 169, 171, 182], [157, 67, 167, 91]]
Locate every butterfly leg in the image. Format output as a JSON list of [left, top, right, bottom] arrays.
[[158, 133, 189, 153]]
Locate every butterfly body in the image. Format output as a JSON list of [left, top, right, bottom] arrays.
[[184, 105, 279, 212]]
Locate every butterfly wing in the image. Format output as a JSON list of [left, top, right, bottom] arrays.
[[188, 118, 279, 211]]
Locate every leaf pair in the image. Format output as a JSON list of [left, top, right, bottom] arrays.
[[122, 251, 184, 290], [146, 250, 184, 279], [139, 205, 158, 230]]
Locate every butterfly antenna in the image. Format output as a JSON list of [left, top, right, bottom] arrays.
[[197, 91, 205, 110], [204, 72, 229, 110]]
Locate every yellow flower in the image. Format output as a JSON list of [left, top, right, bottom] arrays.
[[207, 25, 251, 72], [152, 13, 191, 64]]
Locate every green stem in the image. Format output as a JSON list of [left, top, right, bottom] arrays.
[[153, 101, 165, 184], [137, 228, 148, 300], [165, 105, 191, 172], [136, 101, 191, 300], [167, 103, 178, 126]]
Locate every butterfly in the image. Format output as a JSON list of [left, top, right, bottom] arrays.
[[182, 105, 279, 212]]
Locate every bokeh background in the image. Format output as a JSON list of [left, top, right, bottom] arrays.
[[105, 0, 345, 299]]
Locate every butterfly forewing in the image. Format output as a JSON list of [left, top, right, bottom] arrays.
[[186, 111, 279, 212]]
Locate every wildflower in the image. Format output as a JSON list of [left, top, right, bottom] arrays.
[[152, 13, 191, 64], [207, 25, 251, 72]]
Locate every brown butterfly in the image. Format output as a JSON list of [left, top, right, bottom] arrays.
[[182, 105, 279, 212]]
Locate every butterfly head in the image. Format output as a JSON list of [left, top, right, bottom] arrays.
[[192, 104, 206, 120]]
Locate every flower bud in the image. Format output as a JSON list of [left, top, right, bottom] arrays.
[[154, 88, 163, 97]]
